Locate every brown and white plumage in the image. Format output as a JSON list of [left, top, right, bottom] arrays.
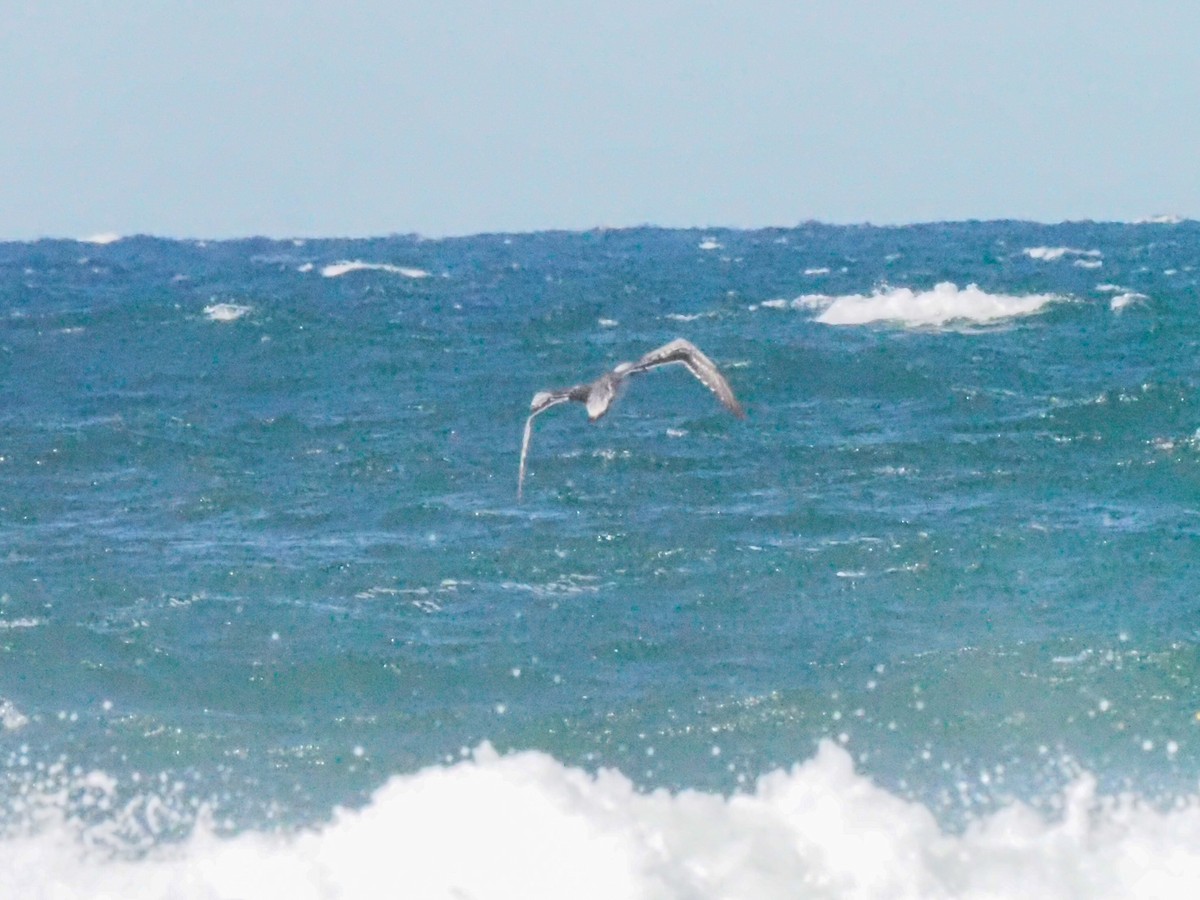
[[517, 338, 746, 499]]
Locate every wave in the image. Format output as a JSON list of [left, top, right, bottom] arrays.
[[1024, 247, 1102, 262], [759, 283, 1060, 327], [5, 741, 1200, 899], [202, 303, 252, 322], [77, 233, 122, 245], [319, 261, 430, 278], [0, 698, 28, 731], [1110, 292, 1149, 311]]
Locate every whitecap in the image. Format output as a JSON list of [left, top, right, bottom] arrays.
[[78, 232, 121, 245], [775, 282, 1060, 328], [203, 303, 252, 323], [1024, 246, 1102, 262], [804, 266, 831, 276], [320, 261, 430, 279], [0, 698, 28, 731], [698, 237, 722, 250], [1111, 292, 1148, 311], [5, 741, 1200, 899]]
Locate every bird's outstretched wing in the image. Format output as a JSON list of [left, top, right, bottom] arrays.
[[626, 338, 746, 419], [518, 387, 582, 500]]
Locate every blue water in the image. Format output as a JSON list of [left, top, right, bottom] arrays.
[[2, 222, 1200, 896]]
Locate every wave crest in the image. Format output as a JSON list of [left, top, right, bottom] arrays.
[[202, 303, 252, 322], [6, 741, 1200, 898], [765, 282, 1060, 327], [320, 261, 429, 279]]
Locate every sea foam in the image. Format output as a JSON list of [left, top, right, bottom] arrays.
[[203, 303, 252, 322], [1024, 247, 1103, 262], [0, 698, 28, 731], [320, 261, 429, 279], [764, 283, 1059, 327], [1110, 292, 1148, 311], [5, 741, 1200, 899]]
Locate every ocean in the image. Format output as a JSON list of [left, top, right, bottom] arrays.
[[2, 220, 1199, 897]]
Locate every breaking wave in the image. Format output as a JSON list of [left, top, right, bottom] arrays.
[[5, 741, 1200, 899], [202, 303, 252, 322], [759, 282, 1061, 327], [1023, 247, 1102, 262], [319, 261, 430, 278]]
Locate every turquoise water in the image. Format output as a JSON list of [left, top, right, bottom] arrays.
[[2, 223, 1200, 896]]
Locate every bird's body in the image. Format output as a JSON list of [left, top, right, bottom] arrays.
[[518, 338, 745, 498]]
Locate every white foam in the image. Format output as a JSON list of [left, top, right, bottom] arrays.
[[320, 261, 430, 279], [78, 232, 122, 245], [773, 282, 1060, 327], [0, 698, 28, 731], [1110, 292, 1148, 311], [698, 237, 722, 251], [203, 303, 252, 323], [5, 741, 1200, 899], [804, 267, 831, 276], [1024, 247, 1103, 262]]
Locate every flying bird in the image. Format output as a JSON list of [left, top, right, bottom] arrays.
[[518, 338, 746, 499]]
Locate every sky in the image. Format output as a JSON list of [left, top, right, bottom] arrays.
[[1, 1, 1198, 240]]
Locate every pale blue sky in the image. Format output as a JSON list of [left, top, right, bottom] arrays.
[[2, 2, 1197, 239]]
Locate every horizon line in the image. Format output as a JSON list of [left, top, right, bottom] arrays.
[[2, 215, 1192, 246]]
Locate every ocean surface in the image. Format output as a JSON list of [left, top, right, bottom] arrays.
[[2, 221, 1200, 897]]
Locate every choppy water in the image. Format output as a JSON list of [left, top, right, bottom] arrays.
[[3, 221, 1200, 897]]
